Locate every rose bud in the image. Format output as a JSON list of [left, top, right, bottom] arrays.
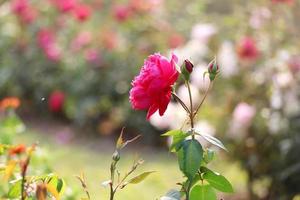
[[184, 59, 194, 73], [181, 59, 194, 81], [207, 59, 219, 81]]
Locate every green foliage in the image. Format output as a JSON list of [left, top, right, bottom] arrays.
[[177, 139, 203, 180], [190, 185, 216, 200], [162, 130, 190, 152], [201, 167, 233, 193]]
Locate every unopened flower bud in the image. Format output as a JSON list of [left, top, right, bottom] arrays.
[[207, 59, 219, 81], [112, 150, 120, 161], [181, 59, 194, 81], [184, 59, 194, 73]]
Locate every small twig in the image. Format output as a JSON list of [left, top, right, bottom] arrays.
[[194, 81, 214, 117], [171, 92, 191, 114]]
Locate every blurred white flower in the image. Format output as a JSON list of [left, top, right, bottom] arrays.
[[193, 120, 216, 148], [172, 39, 208, 65], [150, 103, 187, 130], [249, 7, 271, 29], [270, 88, 282, 110], [274, 71, 293, 89], [190, 64, 210, 91], [191, 23, 217, 44], [177, 84, 200, 108], [218, 41, 238, 78]]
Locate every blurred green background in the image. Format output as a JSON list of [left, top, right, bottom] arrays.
[[1, 0, 300, 199]]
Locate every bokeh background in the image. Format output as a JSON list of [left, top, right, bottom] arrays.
[[1, 0, 300, 199]]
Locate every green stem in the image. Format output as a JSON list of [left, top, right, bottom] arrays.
[[194, 81, 213, 117], [186, 82, 195, 139]]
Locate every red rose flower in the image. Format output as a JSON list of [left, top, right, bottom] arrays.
[[237, 36, 259, 61], [129, 53, 179, 119], [48, 91, 65, 113], [73, 4, 91, 22]]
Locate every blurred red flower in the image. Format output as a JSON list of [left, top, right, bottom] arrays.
[[129, 53, 179, 119], [9, 144, 26, 156], [48, 91, 65, 113], [113, 4, 132, 22], [168, 33, 185, 49], [237, 36, 259, 61], [73, 4, 92, 22]]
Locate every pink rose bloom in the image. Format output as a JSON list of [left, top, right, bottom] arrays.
[[237, 37, 259, 61], [233, 102, 256, 126], [73, 4, 91, 22], [113, 4, 132, 22], [130, 53, 179, 119]]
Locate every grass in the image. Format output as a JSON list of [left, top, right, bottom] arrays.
[[16, 130, 247, 200]]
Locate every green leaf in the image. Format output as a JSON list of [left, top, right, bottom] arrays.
[[47, 176, 66, 195], [162, 130, 190, 152], [190, 185, 216, 200], [8, 179, 22, 198], [177, 140, 203, 180], [195, 132, 227, 151], [127, 171, 155, 184], [160, 189, 181, 200], [201, 167, 233, 193]]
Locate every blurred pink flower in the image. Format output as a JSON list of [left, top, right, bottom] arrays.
[[71, 31, 92, 51], [233, 102, 256, 126], [85, 48, 102, 65], [237, 36, 259, 61], [288, 55, 300, 73], [48, 91, 65, 113], [50, 0, 77, 13], [73, 4, 92, 22], [129, 53, 179, 119], [249, 7, 271, 29], [37, 29, 61, 61], [129, 0, 162, 13], [11, 0, 37, 24], [113, 4, 132, 22]]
